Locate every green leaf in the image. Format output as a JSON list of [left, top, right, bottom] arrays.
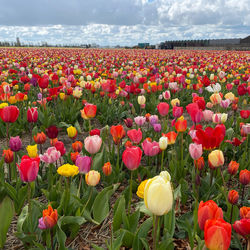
[[0, 196, 15, 248], [74, 120, 82, 133], [60, 216, 86, 226], [113, 196, 126, 232], [56, 216, 67, 250], [58, 121, 71, 128], [92, 244, 105, 250], [164, 207, 175, 238], [117, 229, 134, 248], [92, 185, 117, 224], [92, 150, 104, 171], [128, 209, 140, 233], [16, 185, 28, 214], [17, 205, 28, 232]]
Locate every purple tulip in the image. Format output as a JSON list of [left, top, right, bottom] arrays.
[[38, 217, 46, 230], [153, 123, 162, 132], [149, 115, 159, 125], [9, 136, 22, 152], [75, 156, 92, 174]]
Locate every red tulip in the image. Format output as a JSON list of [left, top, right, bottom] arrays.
[[237, 83, 247, 96], [38, 75, 49, 89], [27, 107, 38, 123], [124, 118, 133, 128], [127, 128, 142, 144], [46, 125, 58, 139], [205, 219, 231, 250], [0, 105, 19, 123], [194, 156, 205, 171], [198, 200, 223, 230], [83, 104, 97, 118], [186, 103, 203, 124], [172, 106, 183, 118], [240, 110, 250, 119], [17, 155, 40, 182], [193, 124, 225, 150], [157, 102, 169, 116], [89, 128, 100, 136], [239, 169, 250, 185], [162, 131, 177, 144], [233, 219, 250, 239], [110, 125, 126, 144], [55, 141, 66, 156], [122, 146, 142, 170]]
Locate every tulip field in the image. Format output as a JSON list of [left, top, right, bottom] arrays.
[[0, 47, 250, 250]]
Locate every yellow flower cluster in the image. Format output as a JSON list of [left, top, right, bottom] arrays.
[[57, 164, 79, 177]]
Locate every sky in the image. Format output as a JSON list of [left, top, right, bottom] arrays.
[[0, 0, 249, 46]]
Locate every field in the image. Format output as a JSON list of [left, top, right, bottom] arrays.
[[0, 48, 249, 250]]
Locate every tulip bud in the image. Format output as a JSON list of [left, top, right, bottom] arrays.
[[208, 150, 224, 167], [85, 170, 100, 186], [2, 149, 14, 163], [240, 206, 250, 219], [159, 137, 168, 150], [27, 107, 38, 123], [239, 169, 250, 185], [102, 162, 112, 176], [228, 190, 239, 205], [124, 118, 133, 128], [67, 126, 77, 139], [72, 141, 83, 152], [194, 157, 205, 171], [34, 132, 47, 144], [195, 174, 201, 186], [189, 143, 203, 160], [221, 113, 228, 123], [9, 136, 22, 152], [71, 152, 79, 164], [228, 161, 239, 175]]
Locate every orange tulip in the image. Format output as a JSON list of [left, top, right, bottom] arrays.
[[205, 219, 231, 250], [162, 131, 177, 145], [42, 205, 58, 229], [175, 119, 187, 132], [110, 125, 126, 144], [240, 207, 250, 219], [2, 149, 14, 163]]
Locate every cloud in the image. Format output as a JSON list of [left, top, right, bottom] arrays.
[[0, 0, 249, 45]]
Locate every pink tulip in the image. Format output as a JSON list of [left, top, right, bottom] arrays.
[[84, 135, 102, 154], [127, 128, 142, 144], [75, 156, 92, 174], [162, 90, 171, 100], [122, 146, 142, 170], [203, 110, 214, 122], [157, 102, 169, 117], [220, 99, 231, 108], [142, 139, 160, 156], [189, 143, 203, 160], [134, 116, 146, 126], [173, 106, 183, 118], [39, 147, 61, 164]]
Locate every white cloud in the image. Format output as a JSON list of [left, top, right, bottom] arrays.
[[0, 0, 248, 45]]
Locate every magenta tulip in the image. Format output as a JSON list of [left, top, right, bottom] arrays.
[[127, 128, 142, 144]]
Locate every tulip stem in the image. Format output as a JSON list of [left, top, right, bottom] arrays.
[[88, 119, 91, 132], [230, 205, 234, 224], [153, 215, 159, 250], [128, 171, 133, 215], [27, 182, 32, 231], [247, 238, 250, 250], [219, 167, 227, 191], [6, 122, 9, 147], [77, 174, 83, 198], [116, 144, 120, 171], [210, 169, 214, 186], [29, 123, 33, 144], [8, 163, 11, 182], [241, 185, 245, 207], [161, 150, 164, 171], [180, 132, 184, 177]]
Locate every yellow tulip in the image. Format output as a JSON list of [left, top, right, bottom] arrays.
[[138, 95, 146, 105], [26, 144, 38, 158], [67, 126, 77, 138], [144, 171, 173, 216], [85, 170, 100, 186], [170, 98, 180, 107], [136, 179, 148, 199], [208, 150, 224, 167], [57, 164, 79, 177]]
